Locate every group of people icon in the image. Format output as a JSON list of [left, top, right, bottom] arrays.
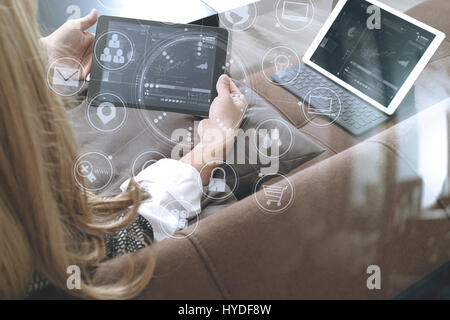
[[100, 34, 125, 64]]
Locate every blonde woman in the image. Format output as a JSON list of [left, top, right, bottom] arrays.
[[0, 1, 246, 299]]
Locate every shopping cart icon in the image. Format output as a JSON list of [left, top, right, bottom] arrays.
[[263, 185, 288, 206]]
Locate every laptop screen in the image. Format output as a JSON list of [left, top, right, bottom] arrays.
[[309, 0, 436, 108]]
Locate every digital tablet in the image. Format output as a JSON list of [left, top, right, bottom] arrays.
[[88, 15, 229, 116], [303, 0, 445, 115]]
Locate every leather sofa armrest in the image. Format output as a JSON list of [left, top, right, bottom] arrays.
[[367, 98, 450, 212], [407, 0, 450, 63], [406, 0, 450, 38], [93, 233, 224, 299]]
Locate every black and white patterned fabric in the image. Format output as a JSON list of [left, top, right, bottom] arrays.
[[27, 272, 50, 296], [104, 215, 154, 258]]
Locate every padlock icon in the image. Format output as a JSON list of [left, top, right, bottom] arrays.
[[208, 167, 227, 193]]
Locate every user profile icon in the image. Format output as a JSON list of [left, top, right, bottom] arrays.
[[94, 31, 134, 71], [87, 93, 127, 133]]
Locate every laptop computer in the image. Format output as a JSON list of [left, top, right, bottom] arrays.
[[272, 0, 445, 136]]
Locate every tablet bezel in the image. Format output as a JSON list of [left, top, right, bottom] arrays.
[[88, 15, 229, 117], [302, 0, 445, 115]]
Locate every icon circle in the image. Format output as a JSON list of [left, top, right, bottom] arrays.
[[73, 152, 114, 192], [254, 119, 294, 159], [94, 31, 134, 71], [46, 57, 86, 97], [253, 173, 294, 214], [300, 87, 342, 127]]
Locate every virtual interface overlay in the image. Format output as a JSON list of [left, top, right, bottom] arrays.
[[91, 20, 219, 113], [38, 0, 218, 36], [310, 0, 435, 107]]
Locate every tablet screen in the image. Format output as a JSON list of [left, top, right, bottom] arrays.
[[308, 0, 436, 108], [89, 16, 228, 116]]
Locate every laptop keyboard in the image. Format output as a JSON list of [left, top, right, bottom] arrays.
[[271, 63, 389, 136]]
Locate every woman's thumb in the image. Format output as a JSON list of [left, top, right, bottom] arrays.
[[72, 9, 98, 31], [216, 74, 231, 97]]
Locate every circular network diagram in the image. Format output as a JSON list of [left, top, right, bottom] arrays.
[[135, 31, 228, 147]]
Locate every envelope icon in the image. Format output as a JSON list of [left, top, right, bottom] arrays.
[[52, 66, 80, 87]]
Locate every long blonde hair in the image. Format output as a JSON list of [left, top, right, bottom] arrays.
[[0, 0, 154, 299]]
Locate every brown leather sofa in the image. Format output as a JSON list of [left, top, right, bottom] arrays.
[[46, 0, 446, 299]]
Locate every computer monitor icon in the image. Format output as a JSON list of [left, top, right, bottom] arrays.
[[307, 95, 333, 116], [282, 1, 309, 22]]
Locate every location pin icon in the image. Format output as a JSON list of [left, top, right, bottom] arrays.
[[97, 102, 117, 125]]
